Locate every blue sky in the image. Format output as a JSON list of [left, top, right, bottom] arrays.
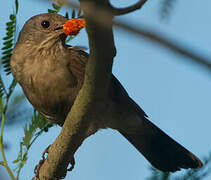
[[1, 0, 211, 179]]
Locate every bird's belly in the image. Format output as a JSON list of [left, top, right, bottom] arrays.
[[21, 68, 78, 125]]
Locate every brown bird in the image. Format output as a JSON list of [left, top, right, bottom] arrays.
[[10, 13, 203, 172]]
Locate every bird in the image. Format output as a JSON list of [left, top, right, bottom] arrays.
[[10, 13, 203, 172]]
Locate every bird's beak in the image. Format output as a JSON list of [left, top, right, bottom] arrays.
[[54, 25, 63, 31], [54, 24, 67, 42]]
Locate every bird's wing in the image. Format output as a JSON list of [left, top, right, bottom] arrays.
[[67, 47, 88, 83], [67, 47, 148, 118], [109, 75, 148, 118], [66, 48, 203, 172]]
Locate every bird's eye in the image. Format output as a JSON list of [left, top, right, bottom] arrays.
[[41, 20, 50, 28]]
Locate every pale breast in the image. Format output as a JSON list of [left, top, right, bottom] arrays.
[[18, 55, 80, 125]]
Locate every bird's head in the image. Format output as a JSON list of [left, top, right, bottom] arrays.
[[17, 13, 68, 49]]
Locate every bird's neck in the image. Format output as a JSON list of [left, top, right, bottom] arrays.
[[18, 38, 66, 60]]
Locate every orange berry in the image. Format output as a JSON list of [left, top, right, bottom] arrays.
[[63, 19, 86, 36]]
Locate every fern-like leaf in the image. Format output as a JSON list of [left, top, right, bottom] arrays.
[[48, 2, 62, 14], [13, 110, 52, 179], [0, 76, 7, 98], [1, 7, 18, 75]]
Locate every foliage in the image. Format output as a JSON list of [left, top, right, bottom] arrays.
[[1, 0, 18, 75], [48, 1, 63, 14], [13, 110, 52, 180], [0, 77, 6, 98], [160, 0, 177, 20], [147, 167, 170, 180], [0, 13, 19, 175], [0, 1, 19, 179]]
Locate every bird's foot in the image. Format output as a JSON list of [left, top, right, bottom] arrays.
[[67, 156, 75, 171]]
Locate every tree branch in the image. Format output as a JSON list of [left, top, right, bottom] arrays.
[[65, 0, 211, 72], [32, 0, 116, 179], [33, 0, 211, 178], [110, 0, 148, 16], [114, 20, 211, 72]]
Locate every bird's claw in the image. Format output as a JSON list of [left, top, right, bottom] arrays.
[[67, 156, 75, 171]]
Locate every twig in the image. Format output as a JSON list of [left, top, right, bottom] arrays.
[[0, 76, 7, 96], [0, 113, 16, 180], [110, 0, 148, 16], [0, 79, 17, 180], [64, 0, 211, 72], [114, 20, 211, 71]]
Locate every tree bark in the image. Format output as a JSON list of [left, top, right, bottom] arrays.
[[32, 0, 116, 179]]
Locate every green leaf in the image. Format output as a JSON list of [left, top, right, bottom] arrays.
[[2, 44, 13, 51], [48, 9, 57, 14], [14, 110, 52, 177], [6, 21, 13, 26], [6, 30, 14, 37], [3, 34, 13, 40], [13, 143, 23, 164], [5, 68, 12, 75], [2, 54, 12, 60], [52, 3, 61, 11], [2, 63, 10, 69], [2, 49, 13, 55], [9, 14, 16, 21], [48, 2, 64, 14], [6, 26, 15, 33], [3, 39, 13, 46], [15, 0, 19, 13]]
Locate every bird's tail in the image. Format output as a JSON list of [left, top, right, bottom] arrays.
[[119, 118, 203, 172], [109, 75, 202, 171]]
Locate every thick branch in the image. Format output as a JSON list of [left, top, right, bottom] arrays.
[[33, 0, 116, 179], [110, 0, 148, 16]]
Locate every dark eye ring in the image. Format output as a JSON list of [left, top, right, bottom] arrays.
[[41, 20, 50, 28]]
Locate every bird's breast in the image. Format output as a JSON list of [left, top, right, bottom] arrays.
[[20, 58, 80, 125]]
